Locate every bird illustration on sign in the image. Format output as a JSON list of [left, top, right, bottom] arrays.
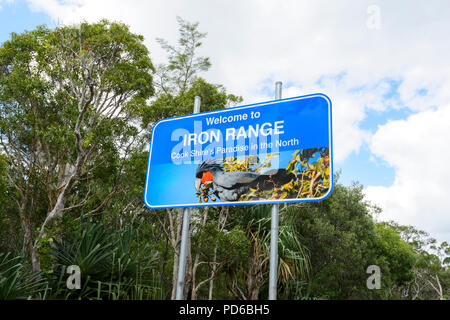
[[194, 147, 330, 203]]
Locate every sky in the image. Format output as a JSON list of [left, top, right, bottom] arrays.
[[0, 0, 449, 244]]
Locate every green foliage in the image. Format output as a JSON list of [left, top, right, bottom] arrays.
[[221, 205, 310, 300], [0, 252, 48, 300], [48, 221, 159, 299], [0, 19, 155, 273], [155, 16, 211, 96], [384, 222, 450, 299], [373, 223, 416, 285], [283, 182, 417, 299], [0, 20, 154, 159]]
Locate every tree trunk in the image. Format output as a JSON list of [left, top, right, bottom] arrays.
[[18, 201, 29, 255], [208, 207, 228, 300], [32, 166, 77, 272], [22, 219, 33, 256], [191, 207, 209, 300], [184, 225, 193, 299], [246, 264, 261, 300], [171, 245, 180, 300], [208, 246, 218, 300], [31, 247, 41, 273]]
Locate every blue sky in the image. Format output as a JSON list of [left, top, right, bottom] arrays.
[[0, 1, 52, 40], [256, 74, 413, 187], [1, 1, 449, 244], [255, 75, 402, 187]]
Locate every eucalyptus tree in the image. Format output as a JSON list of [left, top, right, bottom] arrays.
[[0, 20, 154, 271], [386, 222, 450, 299]]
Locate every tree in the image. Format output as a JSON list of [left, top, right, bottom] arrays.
[[154, 16, 211, 97], [147, 17, 241, 300], [386, 222, 450, 299], [285, 181, 417, 299], [0, 20, 154, 271]]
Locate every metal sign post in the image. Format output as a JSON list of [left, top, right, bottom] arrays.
[[175, 96, 201, 300], [269, 81, 282, 300]]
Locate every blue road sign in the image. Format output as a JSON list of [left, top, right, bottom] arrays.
[[144, 93, 333, 209]]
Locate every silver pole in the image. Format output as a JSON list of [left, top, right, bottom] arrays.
[[269, 81, 282, 300], [175, 96, 201, 300]]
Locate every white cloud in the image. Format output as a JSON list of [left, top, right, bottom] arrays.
[[22, 0, 450, 155], [365, 105, 450, 243], [16, 0, 450, 242]]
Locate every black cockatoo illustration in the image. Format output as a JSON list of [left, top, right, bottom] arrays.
[[195, 160, 295, 202]]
